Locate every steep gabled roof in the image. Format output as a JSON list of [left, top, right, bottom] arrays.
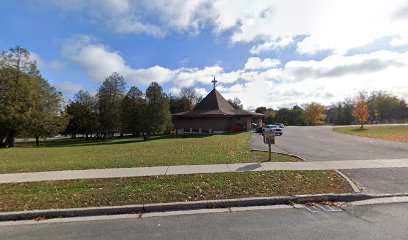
[[172, 89, 264, 117]]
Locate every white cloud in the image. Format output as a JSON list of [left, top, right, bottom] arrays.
[[169, 87, 181, 95], [217, 50, 408, 108], [62, 35, 176, 85], [48, 60, 66, 72], [283, 50, 405, 80], [57, 82, 83, 94], [244, 57, 280, 70], [61, 36, 408, 109], [250, 36, 293, 54], [393, 1, 408, 20], [223, 0, 408, 55], [50, 0, 408, 55], [195, 87, 208, 96], [50, 0, 164, 36], [62, 35, 239, 87], [30, 52, 44, 67]]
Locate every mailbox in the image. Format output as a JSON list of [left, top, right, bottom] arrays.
[[263, 131, 275, 145]]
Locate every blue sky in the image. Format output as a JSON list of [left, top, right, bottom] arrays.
[[1, 0, 408, 109]]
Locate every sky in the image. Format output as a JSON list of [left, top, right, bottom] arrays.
[[1, 0, 408, 110]]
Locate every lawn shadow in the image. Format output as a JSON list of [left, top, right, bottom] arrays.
[[15, 132, 223, 148], [236, 163, 262, 172], [350, 128, 368, 132], [16, 135, 173, 148]]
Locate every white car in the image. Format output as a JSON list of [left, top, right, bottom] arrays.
[[262, 124, 283, 136], [275, 123, 285, 128]]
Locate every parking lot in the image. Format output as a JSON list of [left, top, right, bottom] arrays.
[[252, 126, 408, 193]]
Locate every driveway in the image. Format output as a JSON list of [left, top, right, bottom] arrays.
[[251, 126, 408, 193], [267, 126, 408, 161]]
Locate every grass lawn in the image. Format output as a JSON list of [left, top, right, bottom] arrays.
[[0, 171, 351, 212], [0, 133, 299, 173], [334, 125, 408, 143]]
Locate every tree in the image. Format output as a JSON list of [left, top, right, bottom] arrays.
[[288, 105, 305, 125], [275, 108, 291, 125], [121, 86, 144, 136], [255, 107, 267, 114], [169, 95, 190, 114], [373, 92, 406, 121], [23, 76, 67, 146], [264, 108, 276, 124], [169, 87, 203, 114], [179, 87, 203, 110], [353, 100, 370, 129], [303, 103, 326, 125], [228, 97, 243, 109], [0, 46, 51, 147], [332, 101, 353, 125], [141, 82, 173, 140], [65, 90, 98, 139], [97, 72, 126, 139]]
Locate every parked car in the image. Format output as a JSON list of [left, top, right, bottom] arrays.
[[262, 124, 283, 136], [275, 123, 285, 128]]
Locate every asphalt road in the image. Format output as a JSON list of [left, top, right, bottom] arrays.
[[251, 126, 408, 193], [273, 126, 408, 161], [2, 203, 408, 240]]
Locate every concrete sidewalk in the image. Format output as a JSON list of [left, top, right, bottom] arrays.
[[1, 158, 408, 184]]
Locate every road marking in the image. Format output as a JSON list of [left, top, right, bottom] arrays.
[[303, 205, 320, 212], [303, 204, 343, 213]]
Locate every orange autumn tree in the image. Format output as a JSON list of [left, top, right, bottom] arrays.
[[353, 100, 370, 129]]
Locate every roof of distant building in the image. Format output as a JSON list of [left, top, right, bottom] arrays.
[[172, 89, 264, 118]]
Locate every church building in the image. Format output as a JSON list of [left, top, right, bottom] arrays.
[[172, 78, 265, 134]]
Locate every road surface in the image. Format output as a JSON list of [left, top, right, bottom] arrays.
[[251, 126, 408, 193], [255, 126, 408, 161], [1, 202, 408, 240]]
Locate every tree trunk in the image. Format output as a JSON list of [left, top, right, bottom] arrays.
[[35, 136, 40, 146], [5, 131, 15, 147], [0, 135, 4, 148], [360, 123, 364, 129], [142, 132, 150, 141]]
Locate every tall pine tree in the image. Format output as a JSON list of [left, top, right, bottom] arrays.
[[97, 72, 126, 139]]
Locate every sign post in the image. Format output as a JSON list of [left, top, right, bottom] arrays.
[[263, 131, 275, 161]]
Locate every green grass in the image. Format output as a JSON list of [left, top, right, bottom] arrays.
[[0, 133, 300, 173], [0, 171, 351, 212], [334, 125, 408, 143]]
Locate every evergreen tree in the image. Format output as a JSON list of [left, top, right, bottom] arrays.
[[121, 86, 144, 136], [142, 82, 173, 140], [97, 72, 126, 139], [0, 46, 35, 147], [23, 77, 67, 146], [0, 46, 64, 147], [65, 90, 98, 139]]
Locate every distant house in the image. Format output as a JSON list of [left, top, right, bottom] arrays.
[[172, 79, 264, 134]]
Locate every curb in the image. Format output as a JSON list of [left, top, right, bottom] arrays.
[[1, 193, 408, 222], [334, 170, 361, 193]]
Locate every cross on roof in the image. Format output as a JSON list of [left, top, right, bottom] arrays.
[[211, 77, 218, 90]]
